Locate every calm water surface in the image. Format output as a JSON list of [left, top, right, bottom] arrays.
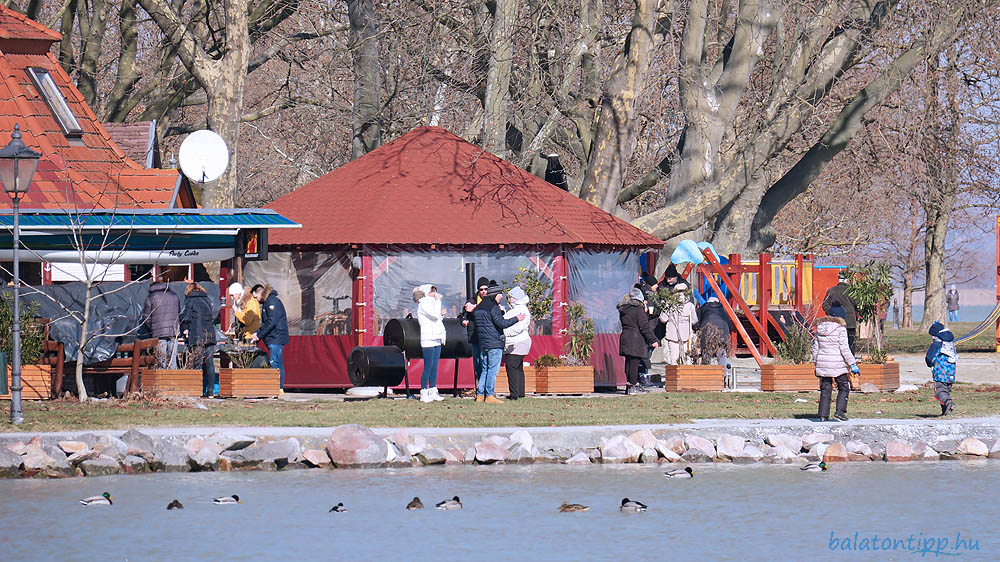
[[0, 462, 996, 561]]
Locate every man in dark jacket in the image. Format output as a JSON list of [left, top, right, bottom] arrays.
[[460, 276, 491, 388], [472, 284, 523, 403], [695, 297, 733, 369], [179, 283, 217, 397], [619, 287, 657, 395], [143, 279, 180, 369], [822, 272, 859, 353], [252, 285, 290, 391]]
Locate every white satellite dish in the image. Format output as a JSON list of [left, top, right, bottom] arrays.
[[178, 129, 230, 183]]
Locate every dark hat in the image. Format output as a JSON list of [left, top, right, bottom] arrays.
[[928, 321, 946, 339], [476, 277, 489, 289], [663, 263, 679, 280], [485, 284, 503, 298], [641, 273, 658, 287], [938, 329, 954, 343]]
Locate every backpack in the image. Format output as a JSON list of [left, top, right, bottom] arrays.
[[931, 352, 956, 383]]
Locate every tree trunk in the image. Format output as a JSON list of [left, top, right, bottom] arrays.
[[902, 272, 914, 329], [481, 0, 517, 157], [75, 283, 92, 402], [347, 0, 382, 159]]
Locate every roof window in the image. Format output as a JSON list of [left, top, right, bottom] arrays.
[[26, 67, 83, 137]]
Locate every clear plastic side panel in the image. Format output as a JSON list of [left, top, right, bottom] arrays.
[[566, 248, 641, 333], [243, 251, 353, 336]]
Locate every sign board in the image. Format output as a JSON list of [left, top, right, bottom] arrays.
[[237, 228, 268, 261], [49, 262, 125, 282]]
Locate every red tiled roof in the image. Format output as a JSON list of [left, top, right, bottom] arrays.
[[269, 126, 663, 248], [103, 121, 156, 168], [0, 7, 180, 210]]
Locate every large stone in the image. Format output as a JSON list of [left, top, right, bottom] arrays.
[[80, 455, 121, 477], [884, 440, 912, 462], [122, 455, 149, 474], [532, 448, 564, 464], [823, 442, 848, 463], [640, 448, 659, 463], [662, 436, 686, 455], [845, 441, 872, 456], [417, 448, 448, 465], [0, 447, 23, 477], [766, 445, 799, 463], [57, 441, 88, 455], [628, 429, 658, 449], [94, 435, 129, 461], [680, 448, 713, 463], [227, 438, 301, 468], [151, 442, 192, 472], [442, 449, 462, 465], [209, 433, 256, 452], [654, 441, 682, 462], [732, 444, 764, 464], [507, 445, 535, 465], [66, 449, 101, 465], [218, 457, 233, 471], [912, 442, 939, 461], [933, 439, 958, 454], [189, 444, 222, 471], [389, 428, 410, 452], [21, 448, 59, 471], [508, 430, 534, 452], [563, 452, 591, 465], [957, 438, 989, 457], [847, 453, 871, 462], [119, 430, 156, 454], [407, 435, 428, 456], [484, 435, 512, 449], [802, 433, 834, 450], [990, 440, 1000, 460], [6, 441, 27, 455], [464, 448, 476, 463], [766, 433, 803, 452], [474, 441, 510, 464], [600, 435, 642, 464], [715, 435, 746, 460], [301, 449, 332, 468], [325, 425, 389, 469], [184, 438, 209, 456], [807, 443, 828, 461], [685, 436, 716, 459]]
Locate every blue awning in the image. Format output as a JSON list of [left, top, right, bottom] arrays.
[[0, 208, 300, 231]]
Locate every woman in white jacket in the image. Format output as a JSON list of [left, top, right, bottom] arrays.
[[503, 286, 532, 400], [414, 284, 446, 402], [662, 283, 698, 365]]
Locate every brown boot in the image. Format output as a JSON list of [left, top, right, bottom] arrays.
[[485, 395, 504, 404], [475, 395, 485, 403]]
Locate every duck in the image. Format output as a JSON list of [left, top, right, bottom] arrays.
[[664, 466, 694, 478], [79, 492, 114, 506], [213, 495, 242, 505], [406, 497, 424, 510], [558, 502, 590, 513], [328, 502, 347, 513], [166, 499, 184, 510], [619, 498, 648, 512], [435, 496, 462, 510], [801, 461, 828, 472]]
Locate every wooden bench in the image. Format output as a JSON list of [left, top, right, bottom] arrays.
[[61, 338, 159, 396]]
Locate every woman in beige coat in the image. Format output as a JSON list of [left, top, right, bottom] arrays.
[[811, 315, 859, 422]]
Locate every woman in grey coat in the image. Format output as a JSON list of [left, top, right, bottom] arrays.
[[811, 316, 859, 422]]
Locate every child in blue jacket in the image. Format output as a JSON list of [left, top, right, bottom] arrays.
[[926, 321, 957, 416]]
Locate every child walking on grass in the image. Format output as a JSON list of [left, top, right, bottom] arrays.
[[926, 321, 957, 416]]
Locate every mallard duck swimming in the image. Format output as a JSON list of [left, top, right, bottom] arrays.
[[664, 467, 694, 478], [213, 495, 242, 505], [166, 499, 184, 510], [619, 498, 647, 512], [406, 497, 424, 510], [435, 496, 462, 510], [801, 461, 828, 472], [79, 492, 113, 506], [328, 502, 347, 513], [558, 502, 590, 512]]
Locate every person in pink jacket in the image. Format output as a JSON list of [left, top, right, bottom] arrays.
[[811, 315, 859, 422]]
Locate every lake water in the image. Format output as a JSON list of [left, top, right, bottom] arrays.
[[0, 462, 996, 561]]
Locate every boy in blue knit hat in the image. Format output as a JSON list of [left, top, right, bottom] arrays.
[[925, 321, 957, 416]]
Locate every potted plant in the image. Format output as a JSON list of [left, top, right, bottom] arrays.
[[507, 267, 554, 335], [0, 293, 51, 400], [142, 346, 204, 397], [219, 344, 280, 398], [760, 319, 816, 391], [845, 261, 899, 390], [533, 304, 595, 394]]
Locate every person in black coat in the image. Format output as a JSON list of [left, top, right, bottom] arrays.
[[472, 284, 523, 402], [252, 284, 289, 391], [822, 272, 859, 353], [179, 282, 217, 397], [619, 287, 658, 395], [695, 297, 733, 368], [637, 274, 664, 387], [143, 279, 180, 369], [460, 276, 491, 387]]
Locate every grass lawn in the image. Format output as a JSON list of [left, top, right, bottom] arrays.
[[2, 385, 999, 433], [885, 322, 995, 354]]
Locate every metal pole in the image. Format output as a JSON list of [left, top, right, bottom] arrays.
[[10, 195, 23, 424]]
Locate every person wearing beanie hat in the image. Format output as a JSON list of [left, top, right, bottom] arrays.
[[619, 287, 657, 395], [415, 284, 446, 403], [637, 275, 663, 387], [502, 286, 532, 399], [946, 285, 960, 322], [660, 263, 681, 290], [459, 276, 493, 391], [822, 272, 859, 353], [925, 321, 958, 415], [472, 282, 525, 403]]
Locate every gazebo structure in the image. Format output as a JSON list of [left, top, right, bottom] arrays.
[[253, 126, 663, 389]]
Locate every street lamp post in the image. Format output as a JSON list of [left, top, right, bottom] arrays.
[[0, 124, 41, 425]]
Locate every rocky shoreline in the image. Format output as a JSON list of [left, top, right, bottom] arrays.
[[2, 419, 999, 479]]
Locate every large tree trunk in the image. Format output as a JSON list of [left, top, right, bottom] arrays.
[[347, 0, 382, 159], [901, 272, 914, 329], [481, 0, 517, 156]]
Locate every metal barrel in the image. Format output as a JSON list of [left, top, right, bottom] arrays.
[[383, 317, 473, 359], [347, 346, 406, 388]]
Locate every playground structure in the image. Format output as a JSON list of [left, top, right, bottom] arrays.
[[949, 215, 1000, 348]]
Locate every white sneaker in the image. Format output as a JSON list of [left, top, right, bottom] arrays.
[[430, 388, 444, 401], [419, 388, 433, 403]]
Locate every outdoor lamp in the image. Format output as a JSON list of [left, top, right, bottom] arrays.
[[1, 124, 40, 426]]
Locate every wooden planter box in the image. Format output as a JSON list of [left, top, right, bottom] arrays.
[[143, 369, 203, 397], [494, 366, 536, 395], [856, 361, 900, 391], [1, 365, 53, 400], [664, 365, 724, 391], [534, 366, 594, 394], [761, 363, 817, 392], [219, 368, 280, 398]]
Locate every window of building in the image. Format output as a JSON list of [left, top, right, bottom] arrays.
[[26, 67, 83, 137]]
